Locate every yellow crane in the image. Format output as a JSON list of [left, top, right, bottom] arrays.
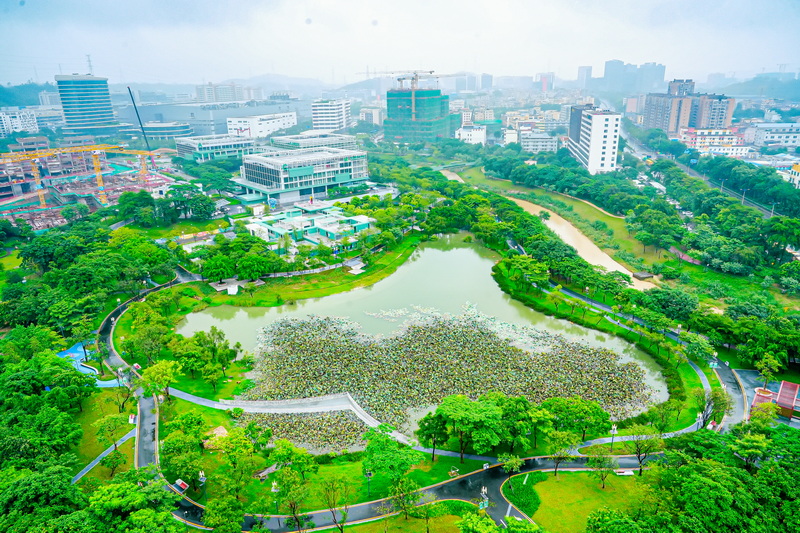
[[0, 144, 158, 207]]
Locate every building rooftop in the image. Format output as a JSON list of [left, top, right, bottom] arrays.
[[244, 147, 364, 166]]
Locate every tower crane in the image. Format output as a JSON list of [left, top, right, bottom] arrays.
[[0, 144, 159, 208]]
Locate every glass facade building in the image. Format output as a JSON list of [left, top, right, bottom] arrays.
[[55, 75, 118, 136]]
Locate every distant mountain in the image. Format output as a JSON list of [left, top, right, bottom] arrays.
[[110, 82, 197, 95], [227, 73, 327, 92], [721, 77, 800, 99], [0, 82, 56, 107]]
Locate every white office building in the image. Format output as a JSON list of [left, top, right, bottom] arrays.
[[359, 107, 384, 126], [236, 147, 368, 204], [176, 134, 264, 162], [311, 99, 352, 130], [0, 109, 39, 137], [567, 106, 621, 174], [227, 112, 297, 138], [744, 123, 800, 147], [456, 125, 487, 145], [519, 130, 558, 154]]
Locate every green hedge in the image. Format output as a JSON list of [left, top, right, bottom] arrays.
[[505, 471, 547, 516]]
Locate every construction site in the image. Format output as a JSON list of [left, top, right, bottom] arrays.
[[0, 136, 177, 230]]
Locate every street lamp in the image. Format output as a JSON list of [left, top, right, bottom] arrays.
[[770, 202, 780, 217], [364, 470, 373, 498], [610, 424, 618, 453], [271, 481, 281, 527], [696, 412, 703, 431], [741, 188, 749, 205]]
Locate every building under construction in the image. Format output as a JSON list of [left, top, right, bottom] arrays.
[[0, 136, 173, 229], [379, 71, 459, 143]]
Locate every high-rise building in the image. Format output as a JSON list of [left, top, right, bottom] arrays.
[[668, 79, 695, 96], [603, 60, 665, 93], [311, 99, 352, 130], [577, 66, 592, 89], [567, 106, 621, 174], [643, 94, 693, 135], [55, 74, 118, 135], [480, 73, 493, 91], [691, 94, 736, 129], [536, 72, 556, 92], [384, 88, 451, 143], [637, 62, 666, 92]]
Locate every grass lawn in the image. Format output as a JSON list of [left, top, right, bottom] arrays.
[[160, 398, 487, 512], [128, 219, 230, 240], [0, 250, 22, 270], [71, 388, 138, 477], [83, 437, 136, 482], [528, 471, 638, 533], [170, 360, 251, 400]]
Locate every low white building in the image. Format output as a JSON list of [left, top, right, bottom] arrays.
[[456, 125, 487, 145], [504, 129, 519, 144], [227, 112, 297, 138], [358, 107, 383, 126], [744, 123, 800, 147], [0, 109, 39, 137], [519, 130, 558, 154], [679, 127, 750, 158]]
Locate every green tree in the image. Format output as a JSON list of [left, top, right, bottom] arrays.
[[203, 495, 244, 533], [390, 476, 421, 520], [587, 452, 619, 489], [548, 430, 580, 477], [458, 513, 499, 533], [541, 396, 609, 440], [139, 360, 182, 401], [498, 454, 524, 489], [93, 413, 130, 451], [202, 254, 235, 282], [731, 432, 769, 472], [755, 352, 781, 388], [437, 394, 504, 463], [99, 449, 126, 477], [271, 439, 319, 480], [319, 476, 352, 533], [585, 507, 643, 533], [415, 412, 449, 462], [627, 425, 663, 476], [362, 425, 422, 482]]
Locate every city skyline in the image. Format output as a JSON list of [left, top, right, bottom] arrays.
[[1, 0, 799, 86]]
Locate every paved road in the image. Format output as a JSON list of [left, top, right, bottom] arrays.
[[171, 456, 652, 532]]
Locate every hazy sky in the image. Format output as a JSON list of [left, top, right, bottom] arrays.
[[2, 0, 799, 86]]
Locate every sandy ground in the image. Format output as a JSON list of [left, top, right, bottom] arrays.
[[440, 170, 465, 183], [509, 196, 656, 290]]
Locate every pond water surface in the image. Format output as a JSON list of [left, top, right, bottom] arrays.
[[176, 234, 668, 400]]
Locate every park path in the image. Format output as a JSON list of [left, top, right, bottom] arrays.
[[440, 169, 465, 183], [71, 428, 136, 483]]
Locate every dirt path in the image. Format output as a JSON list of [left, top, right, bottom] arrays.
[[440, 169, 464, 183], [508, 196, 656, 290]]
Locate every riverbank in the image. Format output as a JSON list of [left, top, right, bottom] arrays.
[[507, 196, 656, 290]]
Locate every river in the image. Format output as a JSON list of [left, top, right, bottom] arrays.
[[176, 234, 667, 399]]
